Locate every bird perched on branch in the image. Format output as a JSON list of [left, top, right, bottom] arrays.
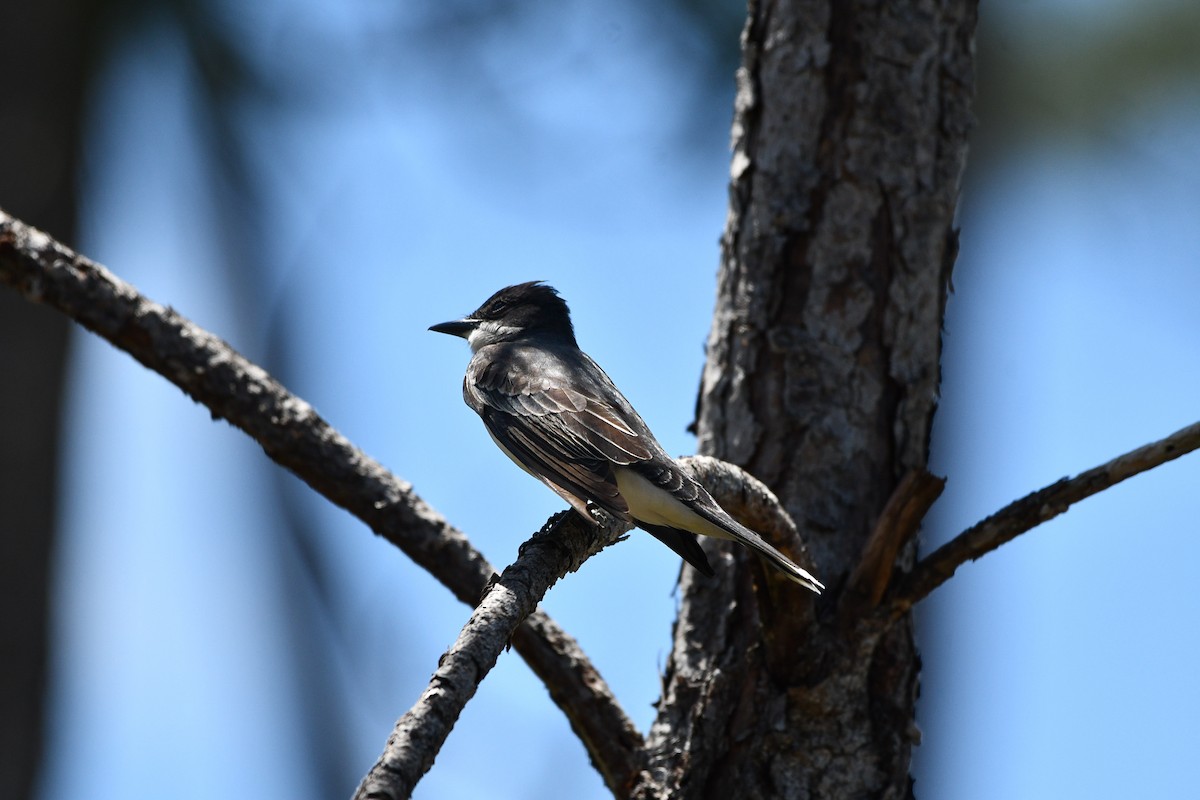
[[430, 281, 822, 593]]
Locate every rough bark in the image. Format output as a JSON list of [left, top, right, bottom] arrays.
[[0, 210, 644, 795], [355, 511, 630, 800], [637, 1, 977, 796], [355, 455, 815, 798], [894, 418, 1200, 616]]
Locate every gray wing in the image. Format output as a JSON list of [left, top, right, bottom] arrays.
[[465, 344, 719, 578], [464, 348, 654, 521]]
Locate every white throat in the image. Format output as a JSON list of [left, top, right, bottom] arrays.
[[467, 320, 521, 352]]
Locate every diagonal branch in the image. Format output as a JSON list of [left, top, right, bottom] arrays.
[[355, 511, 634, 800], [890, 419, 1200, 615], [842, 469, 946, 621], [0, 209, 644, 793], [354, 457, 814, 798]]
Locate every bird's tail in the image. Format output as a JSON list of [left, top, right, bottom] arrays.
[[746, 533, 825, 593], [711, 514, 824, 594], [637, 521, 715, 577]]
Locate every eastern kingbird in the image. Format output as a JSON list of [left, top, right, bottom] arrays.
[[430, 281, 823, 593]]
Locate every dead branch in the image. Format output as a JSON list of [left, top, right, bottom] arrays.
[[354, 512, 633, 799], [843, 469, 945, 620], [890, 419, 1200, 615], [0, 209, 645, 794]]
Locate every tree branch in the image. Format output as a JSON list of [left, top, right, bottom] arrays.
[[0, 209, 644, 793], [890, 419, 1200, 615], [843, 469, 946, 621], [508, 613, 645, 794], [355, 511, 633, 800], [354, 457, 818, 798]]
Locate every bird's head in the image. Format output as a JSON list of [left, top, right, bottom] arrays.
[[430, 281, 577, 351]]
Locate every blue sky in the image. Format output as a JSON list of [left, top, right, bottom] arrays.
[[34, 2, 1200, 798]]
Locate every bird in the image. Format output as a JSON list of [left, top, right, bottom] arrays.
[[429, 281, 823, 593]]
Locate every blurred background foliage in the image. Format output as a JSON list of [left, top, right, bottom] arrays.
[[2, 1, 1198, 798]]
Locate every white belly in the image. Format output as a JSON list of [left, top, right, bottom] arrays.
[[613, 467, 734, 541]]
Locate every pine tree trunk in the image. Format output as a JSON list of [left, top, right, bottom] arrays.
[[635, 1, 976, 796]]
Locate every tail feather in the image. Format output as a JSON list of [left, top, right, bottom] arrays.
[[698, 508, 824, 594], [641, 516, 823, 594], [737, 527, 825, 593], [637, 521, 715, 577]]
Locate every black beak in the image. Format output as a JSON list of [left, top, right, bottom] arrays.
[[429, 319, 477, 338]]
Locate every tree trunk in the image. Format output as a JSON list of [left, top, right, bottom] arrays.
[[636, 1, 975, 796], [0, 4, 98, 797]]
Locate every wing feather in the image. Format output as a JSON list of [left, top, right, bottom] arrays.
[[466, 349, 657, 520]]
